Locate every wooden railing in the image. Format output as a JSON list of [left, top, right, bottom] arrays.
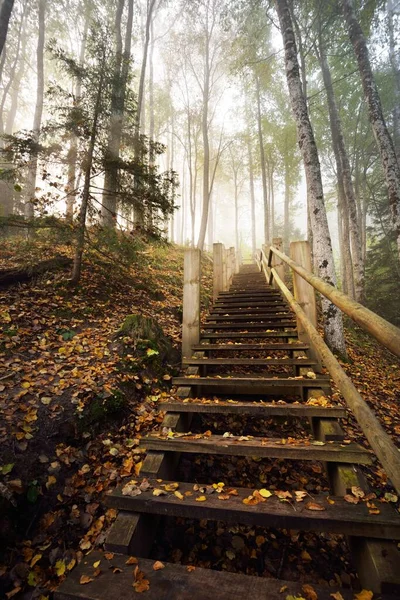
[[256, 238, 400, 495]]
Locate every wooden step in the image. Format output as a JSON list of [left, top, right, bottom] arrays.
[[140, 434, 370, 464], [182, 358, 317, 366], [107, 478, 400, 539], [211, 307, 288, 314], [203, 321, 295, 330], [55, 550, 355, 600], [173, 376, 329, 387], [202, 331, 298, 339], [191, 343, 310, 351], [205, 313, 293, 321], [214, 300, 285, 306], [158, 399, 346, 418]]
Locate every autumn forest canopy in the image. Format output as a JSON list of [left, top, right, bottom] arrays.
[[0, 0, 398, 329]]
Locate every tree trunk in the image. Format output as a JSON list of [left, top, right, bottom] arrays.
[[24, 0, 45, 221], [66, 3, 91, 221], [387, 0, 400, 159], [0, 0, 14, 59], [255, 75, 269, 243], [248, 139, 256, 257], [133, 0, 157, 226], [197, 14, 211, 251], [101, 0, 124, 227], [317, 31, 364, 302], [274, 0, 347, 356], [284, 157, 290, 252], [71, 52, 106, 285], [342, 0, 400, 261]]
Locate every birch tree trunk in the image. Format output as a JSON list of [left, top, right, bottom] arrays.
[[342, 0, 400, 261], [255, 74, 269, 243], [317, 34, 364, 301], [25, 0, 46, 221], [0, 0, 14, 59], [274, 0, 347, 356]]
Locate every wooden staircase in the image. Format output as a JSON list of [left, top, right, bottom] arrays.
[[56, 264, 400, 600]]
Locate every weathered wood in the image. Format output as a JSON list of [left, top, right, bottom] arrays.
[[55, 551, 354, 600], [203, 320, 296, 329], [271, 266, 400, 496], [140, 434, 371, 463], [206, 313, 293, 321], [173, 376, 330, 389], [158, 400, 346, 418], [183, 357, 317, 366], [211, 306, 288, 314], [202, 331, 298, 339], [271, 237, 285, 289], [182, 248, 201, 359], [104, 512, 157, 556], [213, 243, 224, 301], [289, 241, 322, 371], [311, 417, 345, 441], [191, 343, 309, 351], [107, 480, 399, 539], [270, 244, 400, 358]]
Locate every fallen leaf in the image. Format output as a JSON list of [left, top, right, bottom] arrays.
[[152, 561, 165, 571], [259, 488, 272, 498], [302, 583, 318, 600], [354, 591, 373, 600], [351, 486, 365, 498], [126, 557, 138, 565], [80, 575, 94, 584], [305, 501, 326, 511], [55, 559, 65, 576], [196, 495, 207, 502]]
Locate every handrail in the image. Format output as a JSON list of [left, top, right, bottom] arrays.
[[268, 265, 400, 495], [267, 245, 400, 359]]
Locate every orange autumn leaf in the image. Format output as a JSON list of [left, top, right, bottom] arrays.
[[80, 575, 94, 585]]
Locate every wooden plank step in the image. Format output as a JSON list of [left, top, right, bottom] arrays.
[[55, 550, 355, 600], [191, 343, 310, 350], [211, 307, 289, 314], [203, 321, 296, 330], [158, 400, 346, 418], [206, 313, 293, 321], [218, 293, 280, 298], [139, 434, 371, 464], [107, 479, 400, 539], [182, 358, 317, 366], [203, 331, 298, 339], [172, 376, 329, 387]]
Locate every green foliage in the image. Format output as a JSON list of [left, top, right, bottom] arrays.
[[79, 389, 127, 431]]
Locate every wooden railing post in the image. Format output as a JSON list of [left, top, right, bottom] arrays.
[[213, 243, 224, 301], [182, 248, 201, 359], [222, 246, 228, 291], [289, 241, 321, 370], [272, 237, 285, 289]]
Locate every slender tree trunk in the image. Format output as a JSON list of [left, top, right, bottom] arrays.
[[248, 139, 256, 257], [25, 0, 45, 221], [66, 3, 91, 221], [71, 52, 105, 284], [101, 0, 124, 227], [317, 32, 364, 302], [387, 0, 400, 159], [5, 28, 27, 134], [284, 157, 290, 252], [338, 177, 355, 297], [274, 0, 347, 356], [337, 190, 348, 294], [255, 75, 269, 243], [197, 22, 210, 250], [270, 165, 275, 240], [0, 0, 14, 59], [342, 0, 400, 261]]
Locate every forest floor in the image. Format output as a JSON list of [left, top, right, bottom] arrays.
[[0, 235, 399, 600]]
